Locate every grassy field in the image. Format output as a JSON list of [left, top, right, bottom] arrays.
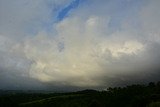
[[0, 82, 160, 107], [19, 94, 85, 106], [147, 102, 160, 107]]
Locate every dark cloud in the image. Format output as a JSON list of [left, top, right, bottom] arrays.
[[0, 0, 160, 90]]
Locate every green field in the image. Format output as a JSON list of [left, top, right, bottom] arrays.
[[0, 82, 160, 107]]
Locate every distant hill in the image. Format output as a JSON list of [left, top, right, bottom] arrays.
[[0, 81, 160, 107]]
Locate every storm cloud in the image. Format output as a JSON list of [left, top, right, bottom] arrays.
[[0, 0, 160, 90]]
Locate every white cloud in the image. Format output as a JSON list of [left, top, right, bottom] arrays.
[[20, 15, 146, 87], [0, 0, 160, 89]]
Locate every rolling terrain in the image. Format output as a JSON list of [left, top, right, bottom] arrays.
[[0, 82, 160, 107]]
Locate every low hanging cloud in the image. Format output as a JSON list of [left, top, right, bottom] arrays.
[[0, 0, 160, 90]]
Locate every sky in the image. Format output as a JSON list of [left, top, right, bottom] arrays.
[[0, 0, 160, 91]]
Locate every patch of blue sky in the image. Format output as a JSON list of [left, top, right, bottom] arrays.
[[57, 0, 85, 21], [40, 0, 85, 33], [44, 0, 87, 33]]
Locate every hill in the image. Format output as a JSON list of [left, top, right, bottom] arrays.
[[0, 82, 160, 107]]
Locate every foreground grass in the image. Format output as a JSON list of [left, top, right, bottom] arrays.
[[19, 94, 84, 106], [147, 102, 160, 107]]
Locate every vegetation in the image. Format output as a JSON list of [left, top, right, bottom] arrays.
[[0, 82, 160, 107], [147, 102, 160, 107]]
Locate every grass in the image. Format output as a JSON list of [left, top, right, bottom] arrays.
[[19, 94, 84, 106], [147, 102, 160, 107]]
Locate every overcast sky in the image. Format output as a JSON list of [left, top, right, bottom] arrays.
[[0, 0, 160, 90]]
